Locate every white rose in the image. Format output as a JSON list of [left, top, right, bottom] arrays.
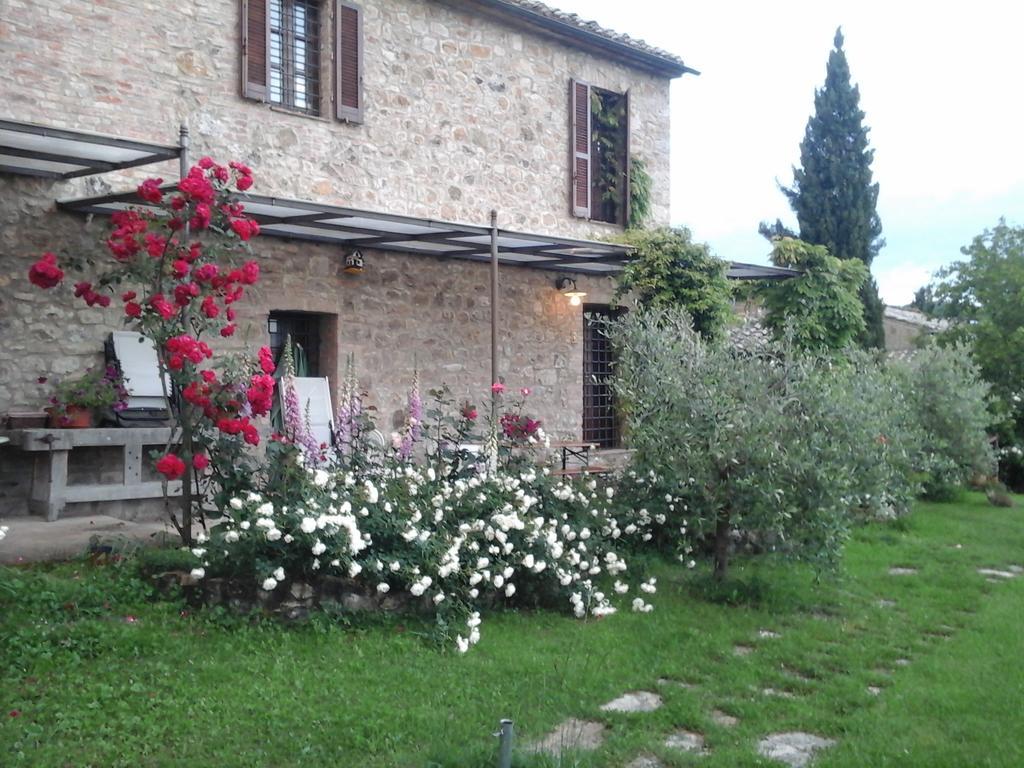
[[273, 567, 285, 581], [313, 469, 330, 487], [300, 517, 317, 534], [190, 567, 205, 580], [377, 583, 391, 594], [262, 577, 278, 591]]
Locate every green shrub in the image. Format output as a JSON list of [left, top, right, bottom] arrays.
[[611, 306, 863, 579], [891, 344, 995, 497]]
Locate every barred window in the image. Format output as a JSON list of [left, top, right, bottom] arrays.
[[269, 0, 321, 115]]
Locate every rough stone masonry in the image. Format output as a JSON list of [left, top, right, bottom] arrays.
[[0, 0, 676, 445]]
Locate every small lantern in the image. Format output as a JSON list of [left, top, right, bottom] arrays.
[[344, 250, 364, 274], [556, 277, 587, 306]]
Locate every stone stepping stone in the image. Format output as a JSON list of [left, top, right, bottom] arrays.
[[664, 730, 706, 753], [626, 756, 664, 768], [876, 598, 897, 608], [601, 691, 662, 713], [894, 658, 911, 667], [759, 629, 782, 639], [762, 687, 797, 699], [657, 677, 696, 689], [527, 718, 606, 754], [734, 644, 755, 656], [782, 667, 814, 683], [888, 567, 918, 575], [757, 732, 836, 768], [978, 568, 1018, 579], [711, 709, 739, 727], [867, 685, 882, 696], [1008, 565, 1023, 574]]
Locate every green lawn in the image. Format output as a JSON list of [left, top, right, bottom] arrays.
[[1, 493, 1022, 767]]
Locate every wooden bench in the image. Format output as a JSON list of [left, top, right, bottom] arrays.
[[0, 428, 182, 521]]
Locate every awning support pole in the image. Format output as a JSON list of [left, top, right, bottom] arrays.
[[179, 124, 190, 239], [489, 209, 499, 416]]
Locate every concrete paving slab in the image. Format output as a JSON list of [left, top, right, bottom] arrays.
[[0, 515, 201, 563]]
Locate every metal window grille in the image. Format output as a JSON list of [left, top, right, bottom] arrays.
[[583, 307, 621, 448], [268, 312, 322, 376], [269, 0, 321, 115]]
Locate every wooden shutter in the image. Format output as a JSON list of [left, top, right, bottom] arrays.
[[241, 0, 270, 101], [335, 1, 363, 123], [623, 89, 631, 227], [570, 79, 591, 218]]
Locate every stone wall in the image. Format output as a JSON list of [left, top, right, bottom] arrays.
[[1, 0, 674, 452], [0, 0, 672, 231]]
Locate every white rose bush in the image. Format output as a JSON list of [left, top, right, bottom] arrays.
[[189, 378, 661, 652]]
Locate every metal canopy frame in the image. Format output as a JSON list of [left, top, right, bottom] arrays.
[[57, 185, 635, 275], [727, 261, 802, 280], [0, 119, 181, 180]]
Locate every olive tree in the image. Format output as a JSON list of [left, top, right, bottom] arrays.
[[611, 307, 864, 579]]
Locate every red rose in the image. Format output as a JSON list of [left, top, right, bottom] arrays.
[[121, 291, 137, 302], [201, 369, 217, 383], [155, 453, 186, 480], [28, 252, 64, 289], [230, 218, 259, 241], [239, 260, 260, 285], [171, 259, 190, 278], [201, 295, 220, 319], [191, 453, 210, 471], [137, 178, 164, 204], [124, 301, 142, 318], [220, 324, 236, 337], [258, 346, 275, 374], [236, 175, 253, 191]]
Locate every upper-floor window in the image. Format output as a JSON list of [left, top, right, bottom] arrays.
[[570, 80, 630, 226], [269, 0, 321, 114], [242, 0, 364, 123]]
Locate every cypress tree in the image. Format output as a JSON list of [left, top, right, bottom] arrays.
[[783, 28, 886, 348]]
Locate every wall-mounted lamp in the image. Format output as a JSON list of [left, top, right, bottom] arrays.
[[344, 250, 364, 274], [556, 277, 587, 307]]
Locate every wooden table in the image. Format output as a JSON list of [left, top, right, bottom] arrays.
[[548, 440, 599, 471], [0, 428, 182, 521]]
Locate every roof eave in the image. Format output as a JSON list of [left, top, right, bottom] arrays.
[[462, 0, 699, 78]]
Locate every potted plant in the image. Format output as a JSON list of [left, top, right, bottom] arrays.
[[46, 365, 128, 428]]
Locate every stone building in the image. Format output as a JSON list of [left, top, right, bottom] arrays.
[[1, 0, 698, 463]]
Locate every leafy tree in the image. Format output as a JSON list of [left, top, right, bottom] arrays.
[[614, 226, 733, 341], [612, 307, 870, 581], [760, 237, 868, 351], [780, 28, 886, 348], [927, 220, 1024, 485]]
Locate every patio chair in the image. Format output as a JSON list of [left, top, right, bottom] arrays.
[[105, 331, 171, 426]]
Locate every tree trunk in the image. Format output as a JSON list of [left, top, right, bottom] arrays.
[[713, 507, 731, 581]]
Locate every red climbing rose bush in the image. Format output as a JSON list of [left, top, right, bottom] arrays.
[[27, 158, 271, 545]]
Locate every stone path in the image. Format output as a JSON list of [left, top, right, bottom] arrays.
[[757, 732, 836, 768], [711, 709, 739, 727], [888, 566, 918, 575], [664, 730, 706, 753], [734, 644, 755, 656], [600, 691, 662, 713], [528, 718, 606, 755], [977, 567, 1019, 580]]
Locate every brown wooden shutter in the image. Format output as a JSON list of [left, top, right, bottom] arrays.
[[335, 1, 364, 123], [570, 79, 591, 218], [623, 89, 632, 227], [241, 0, 270, 101]]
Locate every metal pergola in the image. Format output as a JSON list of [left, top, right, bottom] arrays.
[[56, 185, 636, 275], [3, 116, 799, 397], [0, 119, 181, 180]]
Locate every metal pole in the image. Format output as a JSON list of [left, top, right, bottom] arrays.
[[179, 123, 190, 240], [497, 719, 514, 768], [489, 209, 499, 416]]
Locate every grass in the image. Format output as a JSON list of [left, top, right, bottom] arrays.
[[1, 493, 1022, 767]]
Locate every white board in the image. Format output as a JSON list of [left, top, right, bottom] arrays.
[[111, 331, 169, 408], [283, 377, 334, 447]]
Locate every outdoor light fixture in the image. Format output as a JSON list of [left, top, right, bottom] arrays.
[[556, 277, 587, 306], [344, 249, 364, 274]]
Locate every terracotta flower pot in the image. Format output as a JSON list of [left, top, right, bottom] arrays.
[[46, 405, 94, 429]]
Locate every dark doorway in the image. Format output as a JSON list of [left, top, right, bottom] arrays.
[[583, 305, 622, 447], [268, 311, 322, 376]]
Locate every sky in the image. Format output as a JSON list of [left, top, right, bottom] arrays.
[[552, 0, 1024, 305]]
